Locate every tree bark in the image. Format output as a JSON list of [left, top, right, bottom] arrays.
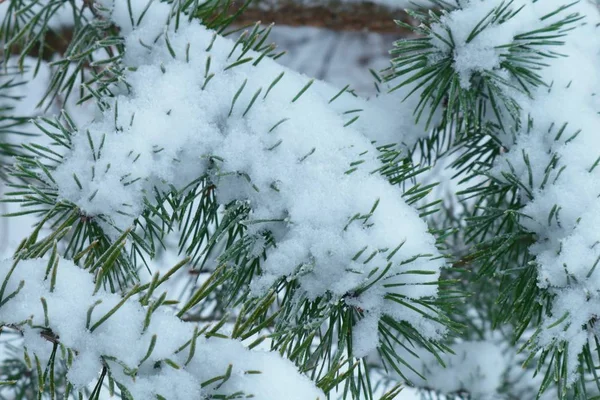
[[5, 1, 417, 60], [234, 1, 417, 33]]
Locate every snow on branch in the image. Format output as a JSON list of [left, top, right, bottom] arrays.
[[487, 0, 600, 385], [0, 256, 324, 399], [390, 0, 600, 386], [19, 0, 448, 361]]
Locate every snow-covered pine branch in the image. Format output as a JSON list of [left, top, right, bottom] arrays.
[[0, 256, 324, 399], [67, 0, 447, 353], [0, 0, 452, 397], [5, 0, 600, 398], [390, 0, 600, 395]]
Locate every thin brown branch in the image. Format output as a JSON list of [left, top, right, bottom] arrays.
[[236, 2, 416, 33]]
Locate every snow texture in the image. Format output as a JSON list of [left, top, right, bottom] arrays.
[[0, 257, 324, 399], [437, 0, 600, 384], [429, 2, 516, 88], [44, 0, 446, 361]]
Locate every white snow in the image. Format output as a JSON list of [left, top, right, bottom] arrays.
[[428, 1, 542, 89], [8, 0, 600, 396], [437, 0, 600, 384], [40, 0, 449, 361], [0, 257, 324, 399]]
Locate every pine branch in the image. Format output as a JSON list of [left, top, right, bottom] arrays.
[[386, 0, 600, 397], [0, 256, 325, 399], [1, 0, 453, 398]]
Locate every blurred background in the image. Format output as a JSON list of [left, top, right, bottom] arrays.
[[242, 0, 414, 95]]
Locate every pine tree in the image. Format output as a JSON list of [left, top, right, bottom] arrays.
[[0, 0, 599, 399]]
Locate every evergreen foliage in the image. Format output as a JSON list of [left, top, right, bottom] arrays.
[[0, 0, 599, 399]]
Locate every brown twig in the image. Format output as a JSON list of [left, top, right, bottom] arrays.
[[234, 2, 416, 33]]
